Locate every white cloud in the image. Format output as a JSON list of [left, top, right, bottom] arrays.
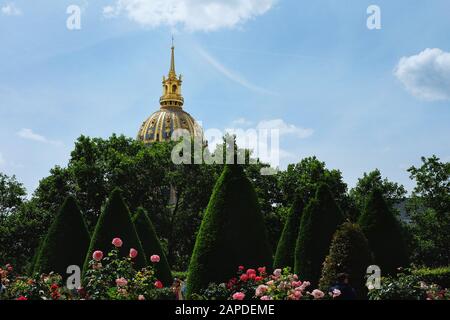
[[103, 5, 119, 18], [256, 119, 314, 139], [104, 0, 276, 31], [17, 128, 63, 146], [232, 117, 253, 126], [197, 47, 274, 94], [1, 2, 22, 16], [394, 48, 450, 101]]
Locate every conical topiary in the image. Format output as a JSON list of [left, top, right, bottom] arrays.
[[82, 188, 147, 274], [294, 183, 344, 286], [319, 222, 372, 299], [34, 196, 90, 278], [273, 195, 304, 269], [187, 165, 273, 296], [133, 207, 173, 286], [358, 188, 408, 276]]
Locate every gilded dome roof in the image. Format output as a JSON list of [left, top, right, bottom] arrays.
[[137, 106, 202, 143], [137, 44, 202, 144]]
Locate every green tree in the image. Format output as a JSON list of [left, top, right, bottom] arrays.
[[319, 223, 372, 299], [358, 188, 408, 275], [83, 188, 146, 274], [349, 169, 407, 220], [133, 207, 173, 286], [33, 197, 90, 277], [0, 173, 26, 217], [407, 155, 450, 266], [187, 165, 273, 296], [294, 183, 344, 286], [273, 195, 304, 269]]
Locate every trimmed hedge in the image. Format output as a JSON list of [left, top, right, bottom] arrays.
[[319, 222, 372, 299], [413, 267, 450, 289], [34, 196, 90, 278], [294, 183, 344, 286], [358, 188, 408, 276], [187, 165, 273, 296], [273, 195, 304, 269], [133, 207, 173, 286], [83, 188, 146, 275]]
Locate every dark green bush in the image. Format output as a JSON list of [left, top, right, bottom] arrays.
[[358, 188, 408, 276], [319, 222, 372, 298], [133, 207, 172, 286], [83, 188, 146, 275], [273, 195, 304, 269], [186, 165, 273, 296], [294, 183, 344, 286], [33, 196, 90, 278]]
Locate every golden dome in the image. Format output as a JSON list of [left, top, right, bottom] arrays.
[[137, 44, 202, 144]]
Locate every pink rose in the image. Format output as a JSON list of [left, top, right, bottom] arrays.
[[154, 280, 163, 289], [246, 269, 256, 276], [292, 281, 302, 288], [266, 280, 274, 286], [311, 289, 325, 299], [273, 269, 282, 277], [112, 237, 123, 248], [150, 255, 160, 263], [240, 274, 249, 282], [129, 248, 138, 259], [115, 277, 128, 287], [92, 250, 103, 261], [294, 289, 302, 298], [138, 295, 145, 300], [260, 295, 272, 300], [257, 267, 266, 274], [256, 285, 268, 297], [232, 292, 245, 300], [238, 265, 245, 271], [332, 289, 341, 298]]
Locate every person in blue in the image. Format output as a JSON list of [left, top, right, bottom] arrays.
[[329, 273, 357, 300]]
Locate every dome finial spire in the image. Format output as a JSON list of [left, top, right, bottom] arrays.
[[160, 39, 184, 108], [169, 36, 176, 76]]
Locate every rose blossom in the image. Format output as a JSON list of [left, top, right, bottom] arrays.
[[260, 295, 272, 300], [138, 295, 145, 300], [256, 285, 268, 296], [266, 280, 274, 286], [246, 269, 256, 276], [332, 289, 341, 298], [238, 265, 245, 271], [232, 292, 245, 300], [273, 269, 282, 277], [292, 280, 302, 288], [240, 274, 249, 282], [112, 237, 123, 248], [311, 289, 325, 299], [129, 248, 138, 259], [258, 267, 266, 274], [92, 250, 103, 261], [150, 255, 160, 263], [116, 277, 128, 287], [255, 276, 263, 282], [154, 280, 163, 289]]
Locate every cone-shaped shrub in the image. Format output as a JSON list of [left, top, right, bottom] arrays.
[[273, 195, 304, 269], [294, 183, 344, 286], [187, 165, 273, 296], [83, 188, 146, 274], [358, 188, 408, 275], [319, 222, 372, 299], [133, 207, 173, 286], [34, 196, 90, 277]]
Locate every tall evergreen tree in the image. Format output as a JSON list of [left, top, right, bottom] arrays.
[[83, 188, 146, 274], [187, 165, 273, 296], [358, 188, 408, 275], [133, 207, 172, 286], [319, 222, 372, 299], [294, 183, 344, 286], [34, 196, 90, 278], [273, 195, 304, 269]]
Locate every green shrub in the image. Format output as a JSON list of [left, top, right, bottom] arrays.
[[273, 195, 304, 269], [358, 188, 408, 276], [294, 183, 344, 286], [33, 196, 90, 278], [186, 165, 273, 296], [83, 189, 146, 275], [412, 267, 450, 289], [319, 222, 372, 298], [133, 207, 173, 286]]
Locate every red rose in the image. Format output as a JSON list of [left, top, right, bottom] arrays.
[[154, 280, 163, 289], [16, 296, 27, 300], [258, 267, 266, 274], [246, 269, 256, 276], [240, 274, 249, 282], [238, 266, 245, 271], [255, 276, 263, 282]]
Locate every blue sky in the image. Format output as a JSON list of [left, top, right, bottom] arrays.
[[0, 0, 449, 194]]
